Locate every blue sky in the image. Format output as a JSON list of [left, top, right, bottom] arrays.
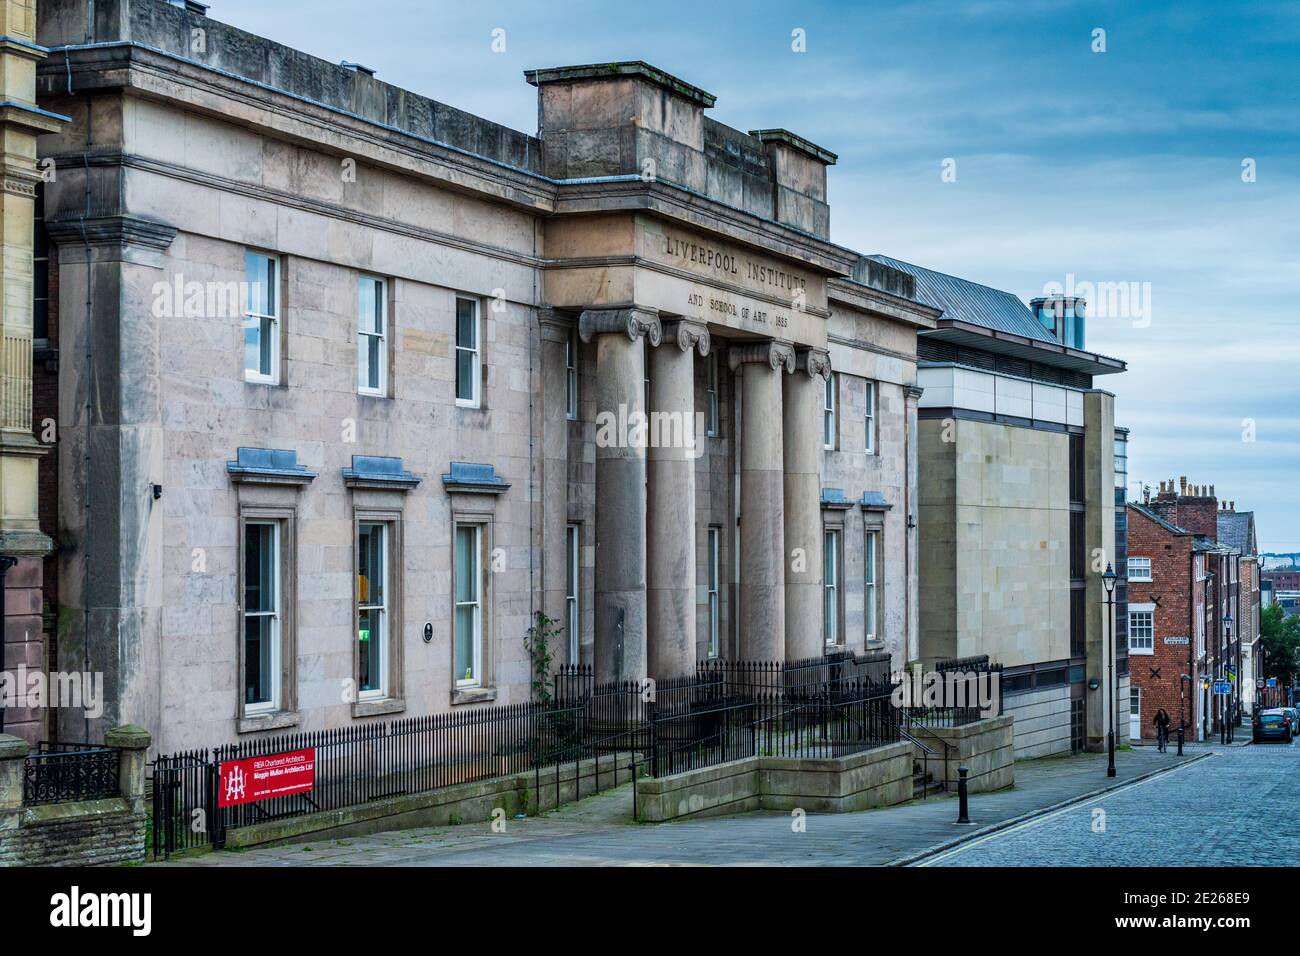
[[212, 0, 1300, 553]]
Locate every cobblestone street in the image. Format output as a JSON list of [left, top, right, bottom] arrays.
[[160, 747, 1215, 867], [927, 739, 1299, 866]]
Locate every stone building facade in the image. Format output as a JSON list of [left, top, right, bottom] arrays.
[[32, 0, 937, 753], [0, 0, 64, 746], [902, 264, 1129, 758]]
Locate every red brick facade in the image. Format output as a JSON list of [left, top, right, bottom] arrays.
[[1127, 505, 1203, 741]]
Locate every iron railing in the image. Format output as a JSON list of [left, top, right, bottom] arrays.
[[151, 692, 646, 857], [647, 678, 900, 778], [23, 742, 120, 806], [902, 657, 1004, 728], [151, 652, 945, 857]]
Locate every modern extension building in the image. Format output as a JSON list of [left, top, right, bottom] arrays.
[[900, 263, 1129, 758], [25, 0, 951, 752]]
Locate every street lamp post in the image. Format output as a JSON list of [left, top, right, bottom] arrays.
[[1178, 674, 1190, 756], [1223, 613, 1233, 743], [1103, 563, 1118, 777]]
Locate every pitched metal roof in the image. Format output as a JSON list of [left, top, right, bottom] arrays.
[[867, 255, 1057, 343], [1217, 511, 1257, 556]]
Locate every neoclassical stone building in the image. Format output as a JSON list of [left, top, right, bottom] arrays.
[[30, 0, 938, 752]]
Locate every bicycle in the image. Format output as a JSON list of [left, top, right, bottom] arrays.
[[1156, 724, 1169, 753]]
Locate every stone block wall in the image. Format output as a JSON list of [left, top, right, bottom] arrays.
[[906, 714, 1014, 792], [1003, 685, 1072, 758], [0, 725, 150, 867], [635, 742, 913, 822]]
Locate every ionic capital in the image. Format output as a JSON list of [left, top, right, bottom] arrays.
[[662, 319, 710, 356], [727, 340, 795, 374], [578, 307, 662, 347], [795, 347, 832, 380]]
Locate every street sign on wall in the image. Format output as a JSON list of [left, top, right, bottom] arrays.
[[218, 748, 317, 808], [1213, 681, 1231, 696]]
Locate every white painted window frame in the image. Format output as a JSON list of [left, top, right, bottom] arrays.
[[707, 526, 721, 658], [823, 373, 837, 450], [357, 275, 388, 396], [454, 523, 484, 686], [455, 296, 481, 407], [243, 251, 280, 385], [243, 519, 282, 714], [824, 528, 841, 645], [864, 380, 877, 455], [357, 521, 390, 701], [1129, 604, 1156, 654], [566, 524, 580, 663], [865, 528, 879, 643], [565, 327, 578, 420], [1128, 556, 1152, 582]]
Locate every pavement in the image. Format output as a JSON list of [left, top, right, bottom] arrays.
[[158, 746, 1207, 867], [924, 737, 1300, 866]]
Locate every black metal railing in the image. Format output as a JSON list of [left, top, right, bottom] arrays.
[[23, 742, 120, 806], [151, 692, 650, 858], [901, 658, 1005, 728], [151, 652, 929, 857], [646, 675, 900, 778]]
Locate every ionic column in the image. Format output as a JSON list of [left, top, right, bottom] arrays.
[[729, 341, 795, 661], [647, 319, 709, 681], [783, 348, 830, 661], [579, 307, 661, 684]]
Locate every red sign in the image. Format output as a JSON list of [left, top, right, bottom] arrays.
[[218, 748, 316, 807]]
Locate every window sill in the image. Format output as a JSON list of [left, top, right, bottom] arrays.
[[351, 696, 405, 718], [1129, 647, 1155, 656], [237, 710, 300, 734], [244, 375, 279, 387], [455, 399, 482, 410], [452, 686, 497, 706]]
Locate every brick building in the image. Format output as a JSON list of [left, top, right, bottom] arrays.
[[1126, 498, 1207, 742], [1127, 478, 1258, 743]]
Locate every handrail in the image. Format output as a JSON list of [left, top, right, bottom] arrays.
[[900, 718, 956, 796]]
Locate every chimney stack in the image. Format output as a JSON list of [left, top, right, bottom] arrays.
[[1180, 476, 1188, 495]]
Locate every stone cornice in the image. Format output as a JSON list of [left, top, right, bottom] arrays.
[[827, 276, 941, 329], [578, 307, 662, 346], [536, 307, 574, 344], [525, 61, 717, 108], [0, 100, 68, 136], [554, 179, 859, 277], [662, 319, 710, 356], [795, 346, 831, 380], [545, 253, 832, 320], [45, 213, 178, 251], [728, 341, 795, 373]]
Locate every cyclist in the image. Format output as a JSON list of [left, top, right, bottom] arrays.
[[1153, 708, 1172, 752]]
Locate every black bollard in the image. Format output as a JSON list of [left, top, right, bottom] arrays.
[[957, 766, 970, 824], [1176, 726, 1184, 757]]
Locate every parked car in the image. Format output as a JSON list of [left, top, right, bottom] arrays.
[[1285, 708, 1300, 738], [1253, 708, 1293, 743]]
